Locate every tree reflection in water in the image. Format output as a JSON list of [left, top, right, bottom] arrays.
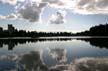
[[0, 39, 71, 50], [77, 38, 108, 49], [0, 38, 108, 71], [0, 38, 108, 50]]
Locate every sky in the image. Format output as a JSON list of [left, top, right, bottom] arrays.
[[0, 0, 108, 33]]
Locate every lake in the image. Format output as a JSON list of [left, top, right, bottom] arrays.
[[0, 37, 108, 71]]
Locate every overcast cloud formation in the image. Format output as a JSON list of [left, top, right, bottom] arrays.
[[0, 0, 108, 23]]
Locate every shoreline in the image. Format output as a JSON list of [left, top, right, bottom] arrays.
[[0, 36, 108, 40]]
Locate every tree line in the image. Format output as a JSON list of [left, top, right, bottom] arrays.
[[76, 23, 108, 36], [0, 23, 108, 37], [0, 29, 73, 37]]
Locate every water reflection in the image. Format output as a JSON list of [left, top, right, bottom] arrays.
[[0, 38, 108, 50], [0, 39, 72, 50], [48, 48, 67, 63], [70, 57, 108, 71], [77, 38, 108, 49], [0, 38, 108, 71], [18, 51, 48, 71], [0, 51, 49, 71], [1, 51, 108, 71], [0, 39, 27, 50]]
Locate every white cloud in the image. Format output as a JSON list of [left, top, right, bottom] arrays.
[[18, 0, 25, 2], [42, 0, 108, 15], [42, 0, 74, 9], [0, 0, 17, 5], [0, 1, 47, 22], [1, 0, 108, 23], [0, 13, 17, 20], [0, 15, 6, 19], [49, 10, 67, 24], [73, 0, 108, 14], [17, 2, 47, 22], [6, 13, 18, 19]]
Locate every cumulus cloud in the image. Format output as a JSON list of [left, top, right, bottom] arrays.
[[73, 0, 108, 14], [0, 1, 47, 22], [17, 2, 47, 22], [0, 0, 17, 5], [42, 0, 108, 15], [49, 10, 67, 24], [0, 13, 18, 20], [42, 0, 74, 9], [1, 0, 108, 23]]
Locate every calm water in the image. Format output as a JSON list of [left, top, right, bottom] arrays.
[[0, 38, 108, 71]]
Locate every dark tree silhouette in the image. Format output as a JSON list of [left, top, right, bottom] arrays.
[[76, 23, 108, 36], [0, 23, 108, 37], [77, 38, 108, 49]]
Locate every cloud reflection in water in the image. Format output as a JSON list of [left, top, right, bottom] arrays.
[[48, 48, 67, 64], [0, 50, 108, 71]]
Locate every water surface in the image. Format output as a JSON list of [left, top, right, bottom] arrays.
[[0, 38, 108, 71]]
